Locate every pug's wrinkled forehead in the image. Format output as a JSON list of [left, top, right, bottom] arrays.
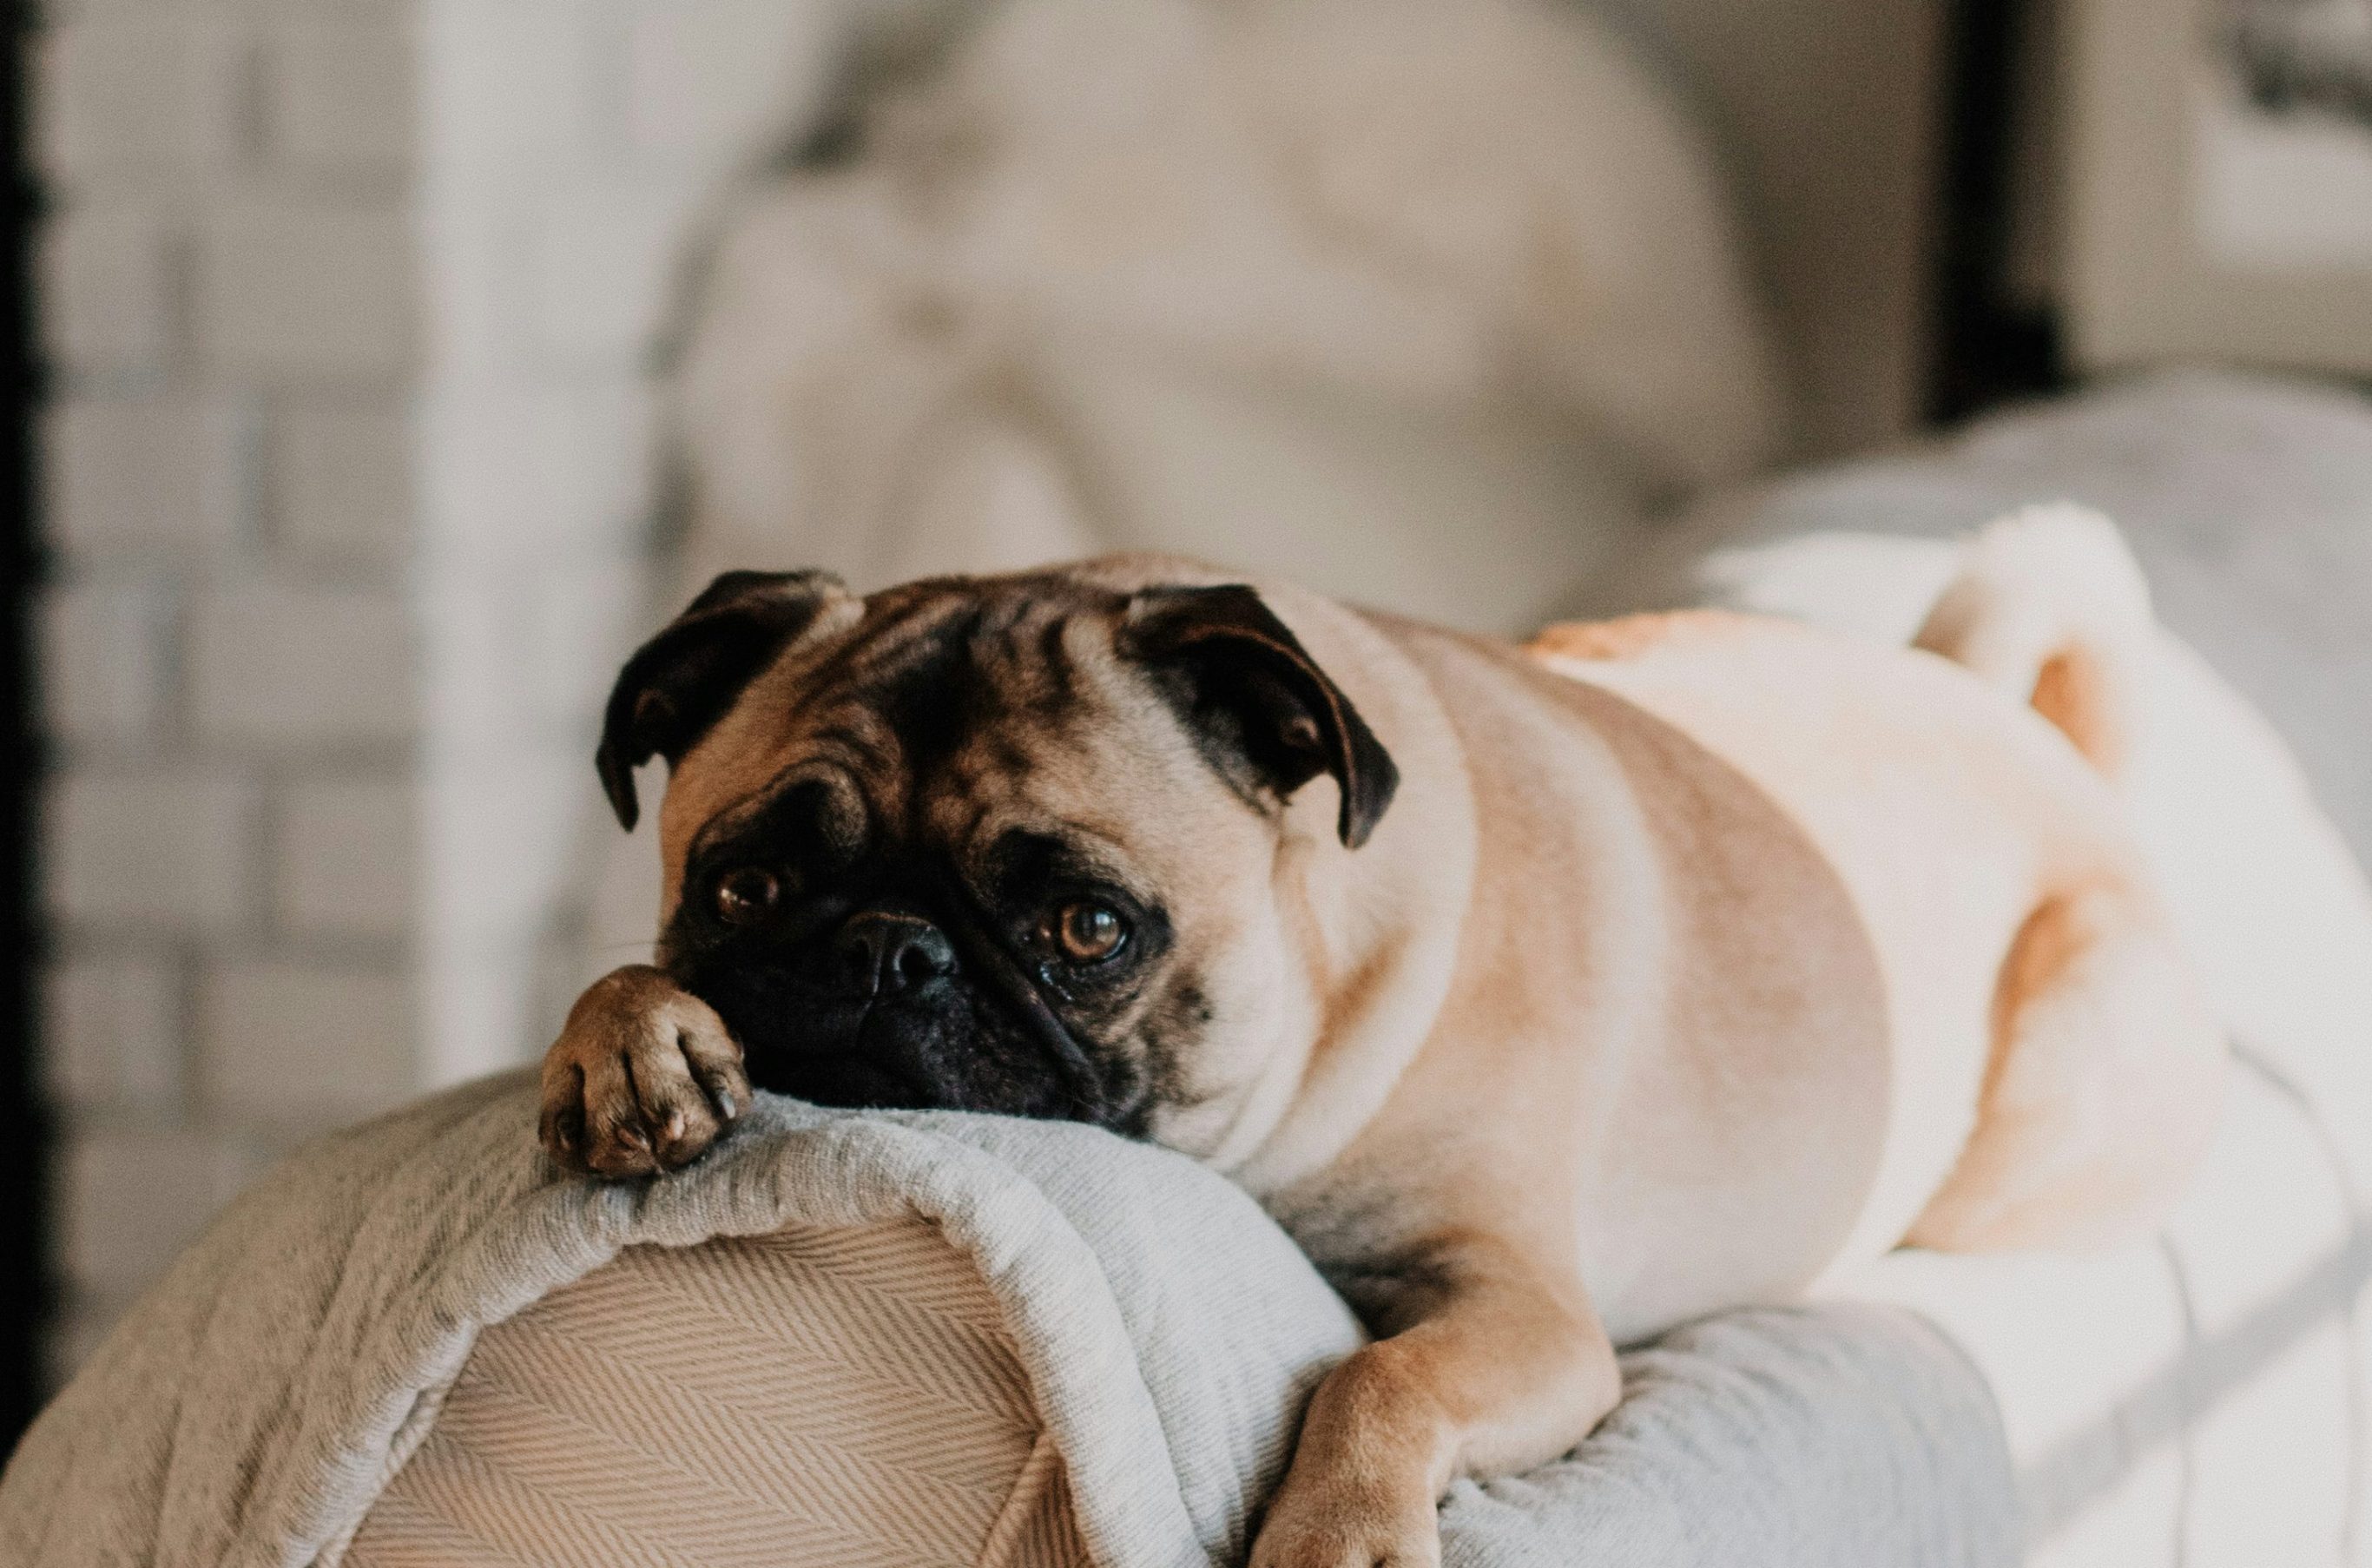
[[596, 565, 1398, 904], [667, 577, 1150, 873]]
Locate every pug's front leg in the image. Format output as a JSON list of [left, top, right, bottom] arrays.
[[1250, 1237, 1619, 1568], [538, 965, 751, 1177]]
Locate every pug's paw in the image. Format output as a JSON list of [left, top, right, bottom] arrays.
[[538, 965, 751, 1178], [1248, 1472, 1441, 1568]]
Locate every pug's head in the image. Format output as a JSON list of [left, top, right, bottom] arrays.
[[596, 563, 1398, 1144]]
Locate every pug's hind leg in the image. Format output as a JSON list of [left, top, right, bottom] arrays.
[[1909, 882, 2225, 1253], [539, 965, 752, 1178]]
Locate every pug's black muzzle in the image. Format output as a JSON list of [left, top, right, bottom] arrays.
[[669, 906, 1117, 1125]]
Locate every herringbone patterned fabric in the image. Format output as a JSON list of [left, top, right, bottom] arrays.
[[0, 1084, 1361, 1568], [345, 1219, 1090, 1568]]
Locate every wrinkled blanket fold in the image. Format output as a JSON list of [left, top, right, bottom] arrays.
[[0, 1071, 2019, 1567]]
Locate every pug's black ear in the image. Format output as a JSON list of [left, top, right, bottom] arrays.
[[1120, 584, 1399, 848], [596, 570, 851, 831]]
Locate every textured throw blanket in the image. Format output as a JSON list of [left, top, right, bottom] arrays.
[[0, 1072, 2018, 1568]]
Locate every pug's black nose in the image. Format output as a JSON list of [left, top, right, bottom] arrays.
[[833, 912, 957, 996]]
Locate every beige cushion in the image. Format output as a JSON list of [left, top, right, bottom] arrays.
[[346, 1220, 1087, 1568]]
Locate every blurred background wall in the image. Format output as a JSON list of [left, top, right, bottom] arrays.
[[10, 0, 2027, 1413], [27, 0, 848, 1383]]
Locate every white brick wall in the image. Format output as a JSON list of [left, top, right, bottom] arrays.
[[263, 14, 415, 176], [43, 953, 182, 1116], [271, 400, 416, 564], [44, 768, 260, 936], [421, 0, 603, 166], [418, 385, 655, 559], [198, 959, 417, 1126], [413, 0, 826, 1101], [35, 19, 243, 179], [36, 0, 833, 1385], [35, 0, 430, 1380], [188, 581, 417, 748], [59, 1126, 262, 1296], [45, 399, 247, 557], [38, 201, 174, 385], [199, 195, 415, 381], [531, 174, 698, 367], [38, 579, 170, 749], [274, 777, 415, 939]]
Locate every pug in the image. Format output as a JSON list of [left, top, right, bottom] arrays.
[[539, 508, 2224, 1568]]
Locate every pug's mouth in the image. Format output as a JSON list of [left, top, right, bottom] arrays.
[[748, 1040, 936, 1111], [672, 949, 1123, 1127], [736, 997, 968, 1110]]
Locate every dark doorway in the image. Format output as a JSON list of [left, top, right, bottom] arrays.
[[2, 0, 52, 1449], [1929, 0, 2068, 424]]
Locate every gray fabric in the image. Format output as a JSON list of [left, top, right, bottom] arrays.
[[0, 1070, 2021, 1567], [1442, 1306, 2019, 1568], [1588, 370, 2372, 863]]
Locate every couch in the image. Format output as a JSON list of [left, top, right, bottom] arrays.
[[8, 375, 2372, 1567]]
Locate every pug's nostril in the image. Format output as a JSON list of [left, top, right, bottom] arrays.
[[895, 943, 939, 987], [877, 921, 955, 992], [837, 928, 880, 991], [833, 912, 956, 996]]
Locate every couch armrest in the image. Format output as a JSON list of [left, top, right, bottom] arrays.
[[346, 1217, 1090, 1567]]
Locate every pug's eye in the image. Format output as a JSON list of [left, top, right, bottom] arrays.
[[714, 867, 781, 926], [1046, 900, 1128, 964]]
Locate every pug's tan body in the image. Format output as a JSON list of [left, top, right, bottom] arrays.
[[542, 513, 2223, 1568]]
